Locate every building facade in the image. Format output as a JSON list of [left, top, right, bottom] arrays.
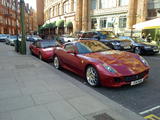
[[36, 0, 44, 27], [40, 0, 160, 35], [0, 0, 37, 35]]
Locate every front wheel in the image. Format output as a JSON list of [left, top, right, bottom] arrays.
[[86, 66, 99, 87], [53, 56, 61, 69]]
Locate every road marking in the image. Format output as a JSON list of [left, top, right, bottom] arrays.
[[139, 106, 160, 115], [144, 114, 160, 120]]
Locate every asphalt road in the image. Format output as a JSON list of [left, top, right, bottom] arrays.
[[26, 42, 160, 119]]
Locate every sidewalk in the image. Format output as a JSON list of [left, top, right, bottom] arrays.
[[0, 43, 144, 120]]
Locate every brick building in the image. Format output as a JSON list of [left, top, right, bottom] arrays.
[[0, 0, 37, 35]]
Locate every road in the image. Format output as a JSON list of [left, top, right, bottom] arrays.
[[26, 42, 160, 119]]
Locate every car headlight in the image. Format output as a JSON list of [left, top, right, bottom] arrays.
[[144, 46, 151, 49], [111, 42, 120, 45], [139, 56, 149, 66], [102, 64, 117, 73]]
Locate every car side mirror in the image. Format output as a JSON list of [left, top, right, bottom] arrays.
[[67, 50, 77, 54]]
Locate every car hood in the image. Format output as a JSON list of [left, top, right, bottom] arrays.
[[83, 50, 148, 76]]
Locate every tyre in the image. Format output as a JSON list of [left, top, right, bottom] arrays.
[[134, 47, 141, 55], [39, 53, 42, 60], [30, 49, 33, 55], [86, 66, 99, 87], [53, 56, 61, 69]]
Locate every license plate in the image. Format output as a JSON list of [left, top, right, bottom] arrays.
[[131, 79, 144, 86], [124, 46, 131, 49]]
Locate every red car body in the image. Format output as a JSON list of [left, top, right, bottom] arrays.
[[29, 40, 57, 60], [53, 40, 150, 87]]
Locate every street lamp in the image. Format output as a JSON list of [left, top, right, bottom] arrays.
[[20, 0, 26, 54]]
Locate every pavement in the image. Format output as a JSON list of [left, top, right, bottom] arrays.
[[0, 43, 145, 120]]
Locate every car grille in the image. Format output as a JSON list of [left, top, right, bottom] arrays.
[[124, 71, 149, 82]]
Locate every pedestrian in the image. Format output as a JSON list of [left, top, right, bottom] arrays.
[[146, 33, 152, 43], [141, 32, 146, 39]]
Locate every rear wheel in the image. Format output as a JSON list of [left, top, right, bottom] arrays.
[[30, 49, 33, 55], [135, 47, 141, 55], [53, 56, 61, 69], [86, 66, 99, 87]]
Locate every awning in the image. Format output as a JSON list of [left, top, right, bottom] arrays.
[[133, 18, 160, 30], [43, 22, 56, 29], [56, 20, 64, 28], [64, 21, 73, 28]]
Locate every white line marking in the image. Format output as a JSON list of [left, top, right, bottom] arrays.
[[139, 105, 160, 115]]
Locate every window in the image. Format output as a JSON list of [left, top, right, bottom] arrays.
[[100, 0, 116, 9], [63, 1, 70, 14], [148, 0, 160, 17], [119, 0, 129, 6], [91, 0, 96, 10], [91, 18, 97, 29], [119, 16, 127, 28], [107, 17, 115, 28], [100, 18, 107, 28]]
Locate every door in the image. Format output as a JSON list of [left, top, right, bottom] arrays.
[[62, 44, 82, 73]]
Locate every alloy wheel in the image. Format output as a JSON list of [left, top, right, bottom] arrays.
[[86, 66, 99, 87], [53, 56, 60, 69]]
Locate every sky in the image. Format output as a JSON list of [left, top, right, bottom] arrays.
[[24, 0, 36, 10]]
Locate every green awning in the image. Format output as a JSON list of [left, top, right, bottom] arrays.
[[65, 21, 73, 28], [56, 20, 64, 28], [43, 22, 56, 29]]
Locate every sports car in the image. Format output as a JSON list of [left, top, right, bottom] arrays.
[[29, 40, 59, 61], [53, 40, 150, 87]]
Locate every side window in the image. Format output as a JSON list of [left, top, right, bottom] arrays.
[[64, 44, 75, 52]]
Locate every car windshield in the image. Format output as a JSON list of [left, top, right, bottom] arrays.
[[41, 41, 56, 48], [98, 31, 116, 38], [76, 41, 111, 54]]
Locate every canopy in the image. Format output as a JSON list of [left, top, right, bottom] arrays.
[[40, 22, 56, 30], [64, 21, 73, 28], [56, 20, 64, 28], [133, 18, 160, 30]]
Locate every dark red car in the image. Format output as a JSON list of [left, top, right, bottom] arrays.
[[29, 40, 59, 61], [53, 40, 150, 87]]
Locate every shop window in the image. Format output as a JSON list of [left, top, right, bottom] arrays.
[[119, 16, 126, 28], [100, 18, 107, 28]]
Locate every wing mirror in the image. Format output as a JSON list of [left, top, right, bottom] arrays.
[[67, 50, 77, 54]]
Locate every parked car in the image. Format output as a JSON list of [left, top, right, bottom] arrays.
[[29, 40, 59, 61], [79, 31, 132, 51], [5, 35, 17, 46], [27, 35, 42, 42], [52, 40, 150, 87], [0, 34, 9, 42], [58, 34, 78, 44], [119, 36, 159, 55]]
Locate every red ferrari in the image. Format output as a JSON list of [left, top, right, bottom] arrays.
[[53, 40, 150, 87], [29, 40, 59, 61]]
